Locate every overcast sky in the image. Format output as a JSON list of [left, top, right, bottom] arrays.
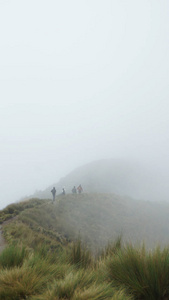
[[0, 0, 169, 208]]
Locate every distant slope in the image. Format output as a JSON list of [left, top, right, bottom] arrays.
[[53, 193, 169, 250], [31, 159, 167, 202], [14, 193, 169, 252]]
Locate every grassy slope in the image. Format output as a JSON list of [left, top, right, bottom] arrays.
[[0, 198, 132, 300], [1, 195, 169, 299], [53, 193, 169, 250], [1, 198, 68, 253], [3, 193, 169, 253]]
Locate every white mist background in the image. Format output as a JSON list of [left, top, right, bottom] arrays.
[[0, 0, 169, 208]]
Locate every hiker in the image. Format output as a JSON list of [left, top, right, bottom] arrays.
[[62, 188, 66, 195], [51, 187, 56, 202], [77, 184, 83, 194], [72, 186, 77, 194]]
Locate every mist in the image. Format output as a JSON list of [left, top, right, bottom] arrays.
[[0, 0, 169, 209]]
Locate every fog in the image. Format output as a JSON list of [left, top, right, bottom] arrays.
[[0, 0, 169, 209]]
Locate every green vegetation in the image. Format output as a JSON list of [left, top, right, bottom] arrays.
[[67, 239, 93, 269], [0, 241, 130, 299], [106, 244, 169, 299], [0, 244, 28, 269], [0, 195, 169, 299], [3, 194, 169, 251], [0, 198, 49, 224]]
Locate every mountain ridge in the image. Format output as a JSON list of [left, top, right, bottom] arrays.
[[29, 158, 167, 202], [10, 192, 169, 252]]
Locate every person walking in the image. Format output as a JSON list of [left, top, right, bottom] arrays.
[[72, 186, 77, 194], [77, 184, 83, 194], [51, 187, 56, 202], [62, 188, 66, 195]]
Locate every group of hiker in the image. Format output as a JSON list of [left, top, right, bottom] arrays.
[[51, 184, 83, 202], [72, 184, 83, 194]]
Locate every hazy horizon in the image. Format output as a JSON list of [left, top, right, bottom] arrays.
[[0, 0, 169, 209]]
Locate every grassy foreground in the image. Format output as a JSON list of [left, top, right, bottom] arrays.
[[0, 242, 131, 299], [0, 198, 169, 299]]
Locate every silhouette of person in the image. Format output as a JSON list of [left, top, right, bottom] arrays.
[[51, 187, 56, 202], [77, 184, 83, 194], [62, 188, 66, 195], [72, 186, 77, 194]]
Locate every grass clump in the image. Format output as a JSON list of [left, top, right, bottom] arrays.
[[67, 239, 93, 268], [33, 269, 115, 300], [107, 244, 169, 299], [0, 244, 28, 269], [101, 236, 122, 259], [0, 266, 47, 299], [72, 285, 132, 300], [24, 252, 69, 280]]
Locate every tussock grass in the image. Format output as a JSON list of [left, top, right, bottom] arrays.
[[101, 236, 122, 259], [0, 251, 73, 299], [110, 289, 134, 300], [0, 244, 28, 269], [33, 269, 113, 300], [73, 285, 133, 300], [72, 283, 116, 300], [107, 244, 169, 299], [0, 265, 47, 299], [67, 239, 93, 268], [24, 252, 71, 280], [32, 272, 132, 300]]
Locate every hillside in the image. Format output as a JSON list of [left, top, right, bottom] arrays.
[[52, 193, 169, 250], [1, 194, 169, 299], [42, 193, 169, 250], [5, 193, 169, 252], [30, 159, 169, 202]]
